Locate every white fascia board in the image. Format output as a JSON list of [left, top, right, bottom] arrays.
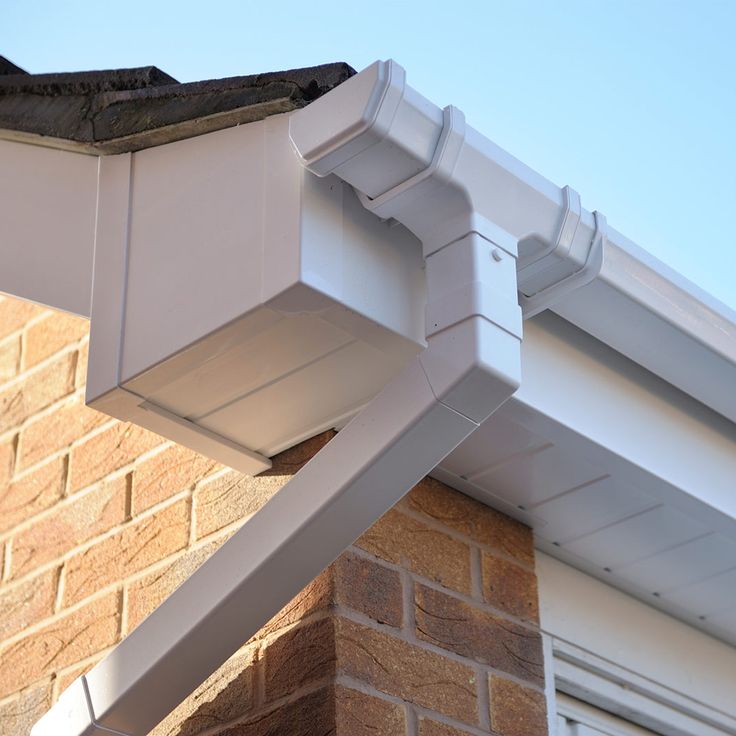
[[551, 227, 736, 428], [0, 138, 97, 317], [515, 313, 736, 524], [538, 552, 736, 732]]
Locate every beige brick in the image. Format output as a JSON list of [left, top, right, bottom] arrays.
[[24, 312, 88, 369], [0, 567, 58, 640], [0, 335, 21, 382], [11, 476, 126, 579], [265, 616, 336, 702], [216, 686, 334, 736], [0, 592, 119, 698], [419, 718, 474, 736], [482, 552, 539, 623], [0, 680, 53, 736], [194, 470, 284, 539], [0, 353, 76, 432], [63, 500, 189, 606], [357, 508, 472, 594], [336, 617, 478, 726], [150, 647, 255, 736], [490, 676, 547, 736], [127, 537, 226, 631], [414, 584, 544, 686], [0, 299, 45, 341], [75, 340, 89, 389], [194, 431, 334, 539], [334, 549, 403, 627], [335, 685, 405, 736], [0, 439, 15, 490], [19, 395, 108, 470], [406, 477, 534, 566], [69, 422, 163, 493], [133, 444, 219, 515], [0, 456, 66, 534]]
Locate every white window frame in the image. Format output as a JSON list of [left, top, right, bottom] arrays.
[[556, 692, 660, 736], [538, 554, 736, 736]]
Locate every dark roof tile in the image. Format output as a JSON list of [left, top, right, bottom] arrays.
[[0, 60, 355, 153]]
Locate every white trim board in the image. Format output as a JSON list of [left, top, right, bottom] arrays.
[[556, 693, 659, 736], [538, 553, 736, 735]]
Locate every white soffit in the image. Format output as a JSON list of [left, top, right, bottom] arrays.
[[436, 312, 736, 646]]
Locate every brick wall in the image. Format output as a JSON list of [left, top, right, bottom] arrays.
[[0, 295, 547, 736]]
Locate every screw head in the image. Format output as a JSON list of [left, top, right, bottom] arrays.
[[491, 248, 503, 262]]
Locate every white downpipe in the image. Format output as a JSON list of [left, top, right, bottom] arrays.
[[32, 61, 523, 736]]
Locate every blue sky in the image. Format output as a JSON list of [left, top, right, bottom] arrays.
[[4, 0, 735, 309]]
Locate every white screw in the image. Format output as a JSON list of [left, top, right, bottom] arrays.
[[491, 249, 503, 262]]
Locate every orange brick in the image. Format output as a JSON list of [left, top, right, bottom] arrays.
[[419, 718, 474, 736], [414, 584, 544, 686], [133, 444, 219, 515], [24, 312, 88, 369], [357, 508, 472, 594], [263, 430, 335, 476], [0, 299, 45, 341], [0, 567, 58, 640], [335, 685, 406, 736], [69, 422, 163, 493], [127, 536, 226, 631], [0, 679, 53, 736], [217, 687, 334, 736], [489, 676, 547, 736], [63, 500, 190, 606], [336, 617, 478, 726], [0, 456, 66, 534], [10, 476, 126, 579], [19, 394, 108, 470], [406, 477, 535, 567], [0, 335, 21, 382], [334, 549, 403, 627], [482, 552, 539, 623], [150, 647, 256, 736], [55, 657, 103, 697], [0, 591, 120, 698], [0, 353, 76, 432], [256, 568, 334, 642], [264, 617, 336, 702], [193, 431, 335, 539]]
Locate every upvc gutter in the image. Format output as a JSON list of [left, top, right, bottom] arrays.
[[32, 60, 527, 736], [28, 59, 736, 734]]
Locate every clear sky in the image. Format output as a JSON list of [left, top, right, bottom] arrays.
[[3, 0, 735, 309]]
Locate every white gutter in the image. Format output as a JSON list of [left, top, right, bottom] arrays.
[[33, 60, 526, 736], [24, 59, 736, 734], [3, 83, 733, 427]]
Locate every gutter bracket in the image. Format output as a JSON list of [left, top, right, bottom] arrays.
[[519, 208, 608, 319], [355, 104, 465, 251]]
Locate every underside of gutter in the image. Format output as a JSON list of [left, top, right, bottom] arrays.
[[6, 59, 732, 734]]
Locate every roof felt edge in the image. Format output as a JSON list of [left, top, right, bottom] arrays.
[[0, 61, 355, 153]]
